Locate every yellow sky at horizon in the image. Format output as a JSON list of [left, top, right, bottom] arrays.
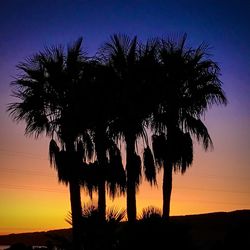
[[0, 100, 250, 235], [1, 0, 250, 237], [1, 135, 249, 235]]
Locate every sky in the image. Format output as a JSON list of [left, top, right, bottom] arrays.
[[0, 0, 250, 235]]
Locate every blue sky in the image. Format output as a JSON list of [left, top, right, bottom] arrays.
[[1, 0, 249, 108]]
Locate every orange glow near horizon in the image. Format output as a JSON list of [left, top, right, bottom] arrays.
[[0, 94, 250, 235], [1, 0, 250, 237]]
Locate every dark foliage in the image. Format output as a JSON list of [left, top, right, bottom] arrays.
[[143, 146, 157, 185], [7, 33, 228, 241]]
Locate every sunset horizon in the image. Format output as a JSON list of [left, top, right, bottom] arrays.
[[0, 2, 249, 249]]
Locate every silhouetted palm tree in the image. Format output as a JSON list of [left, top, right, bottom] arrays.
[[99, 34, 158, 222], [81, 60, 110, 222], [7, 38, 90, 250], [151, 34, 227, 219], [152, 130, 193, 219], [83, 60, 126, 221], [106, 140, 126, 199]]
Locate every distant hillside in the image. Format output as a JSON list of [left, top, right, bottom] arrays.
[[172, 210, 250, 249], [0, 210, 250, 249], [0, 228, 72, 246]]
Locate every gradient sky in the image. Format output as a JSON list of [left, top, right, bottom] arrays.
[[0, 0, 250, 235]]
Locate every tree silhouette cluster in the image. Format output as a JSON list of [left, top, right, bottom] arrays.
[[8, 33, 227, 250]]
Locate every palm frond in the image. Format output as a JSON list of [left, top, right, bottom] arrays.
[[82, 203, 98, 218], [171, 131, 193, 173], [106, 207, 126, 223], [143, 146, 157, 186], [76, 139, 85, 159], [133, 153, 142, 186], [179, 132, 193, 173], [152, 133, 167, 168], [49, 139, 59, 165], [139, 206, 162, 221], [82, 132, 95, 161], [184, 115, 213, 150], [177, 33, 188, 52], [80, 161, 99, 197], [107, 144, 126, 199], [65, 211, 73, 226], [66, 37, 86, 79]]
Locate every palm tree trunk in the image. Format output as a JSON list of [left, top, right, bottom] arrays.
[[126, 177, 136, 222], [162, 161, 173, 220], [97, 178, 106, 221], [95, 127, 107, 222], [125, 134, 137, 222], [69, 180, 83, 250], [66, 141, 83, 250]]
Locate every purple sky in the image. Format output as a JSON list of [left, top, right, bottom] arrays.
[[1, 0, 250, 109]]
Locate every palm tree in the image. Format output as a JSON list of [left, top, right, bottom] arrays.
[[99, 34, 158, 222], [7, 38, 91, 249], [81, 59, 126, 221], [151, 34, 227, 219], [152, 130, 193, 219]]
